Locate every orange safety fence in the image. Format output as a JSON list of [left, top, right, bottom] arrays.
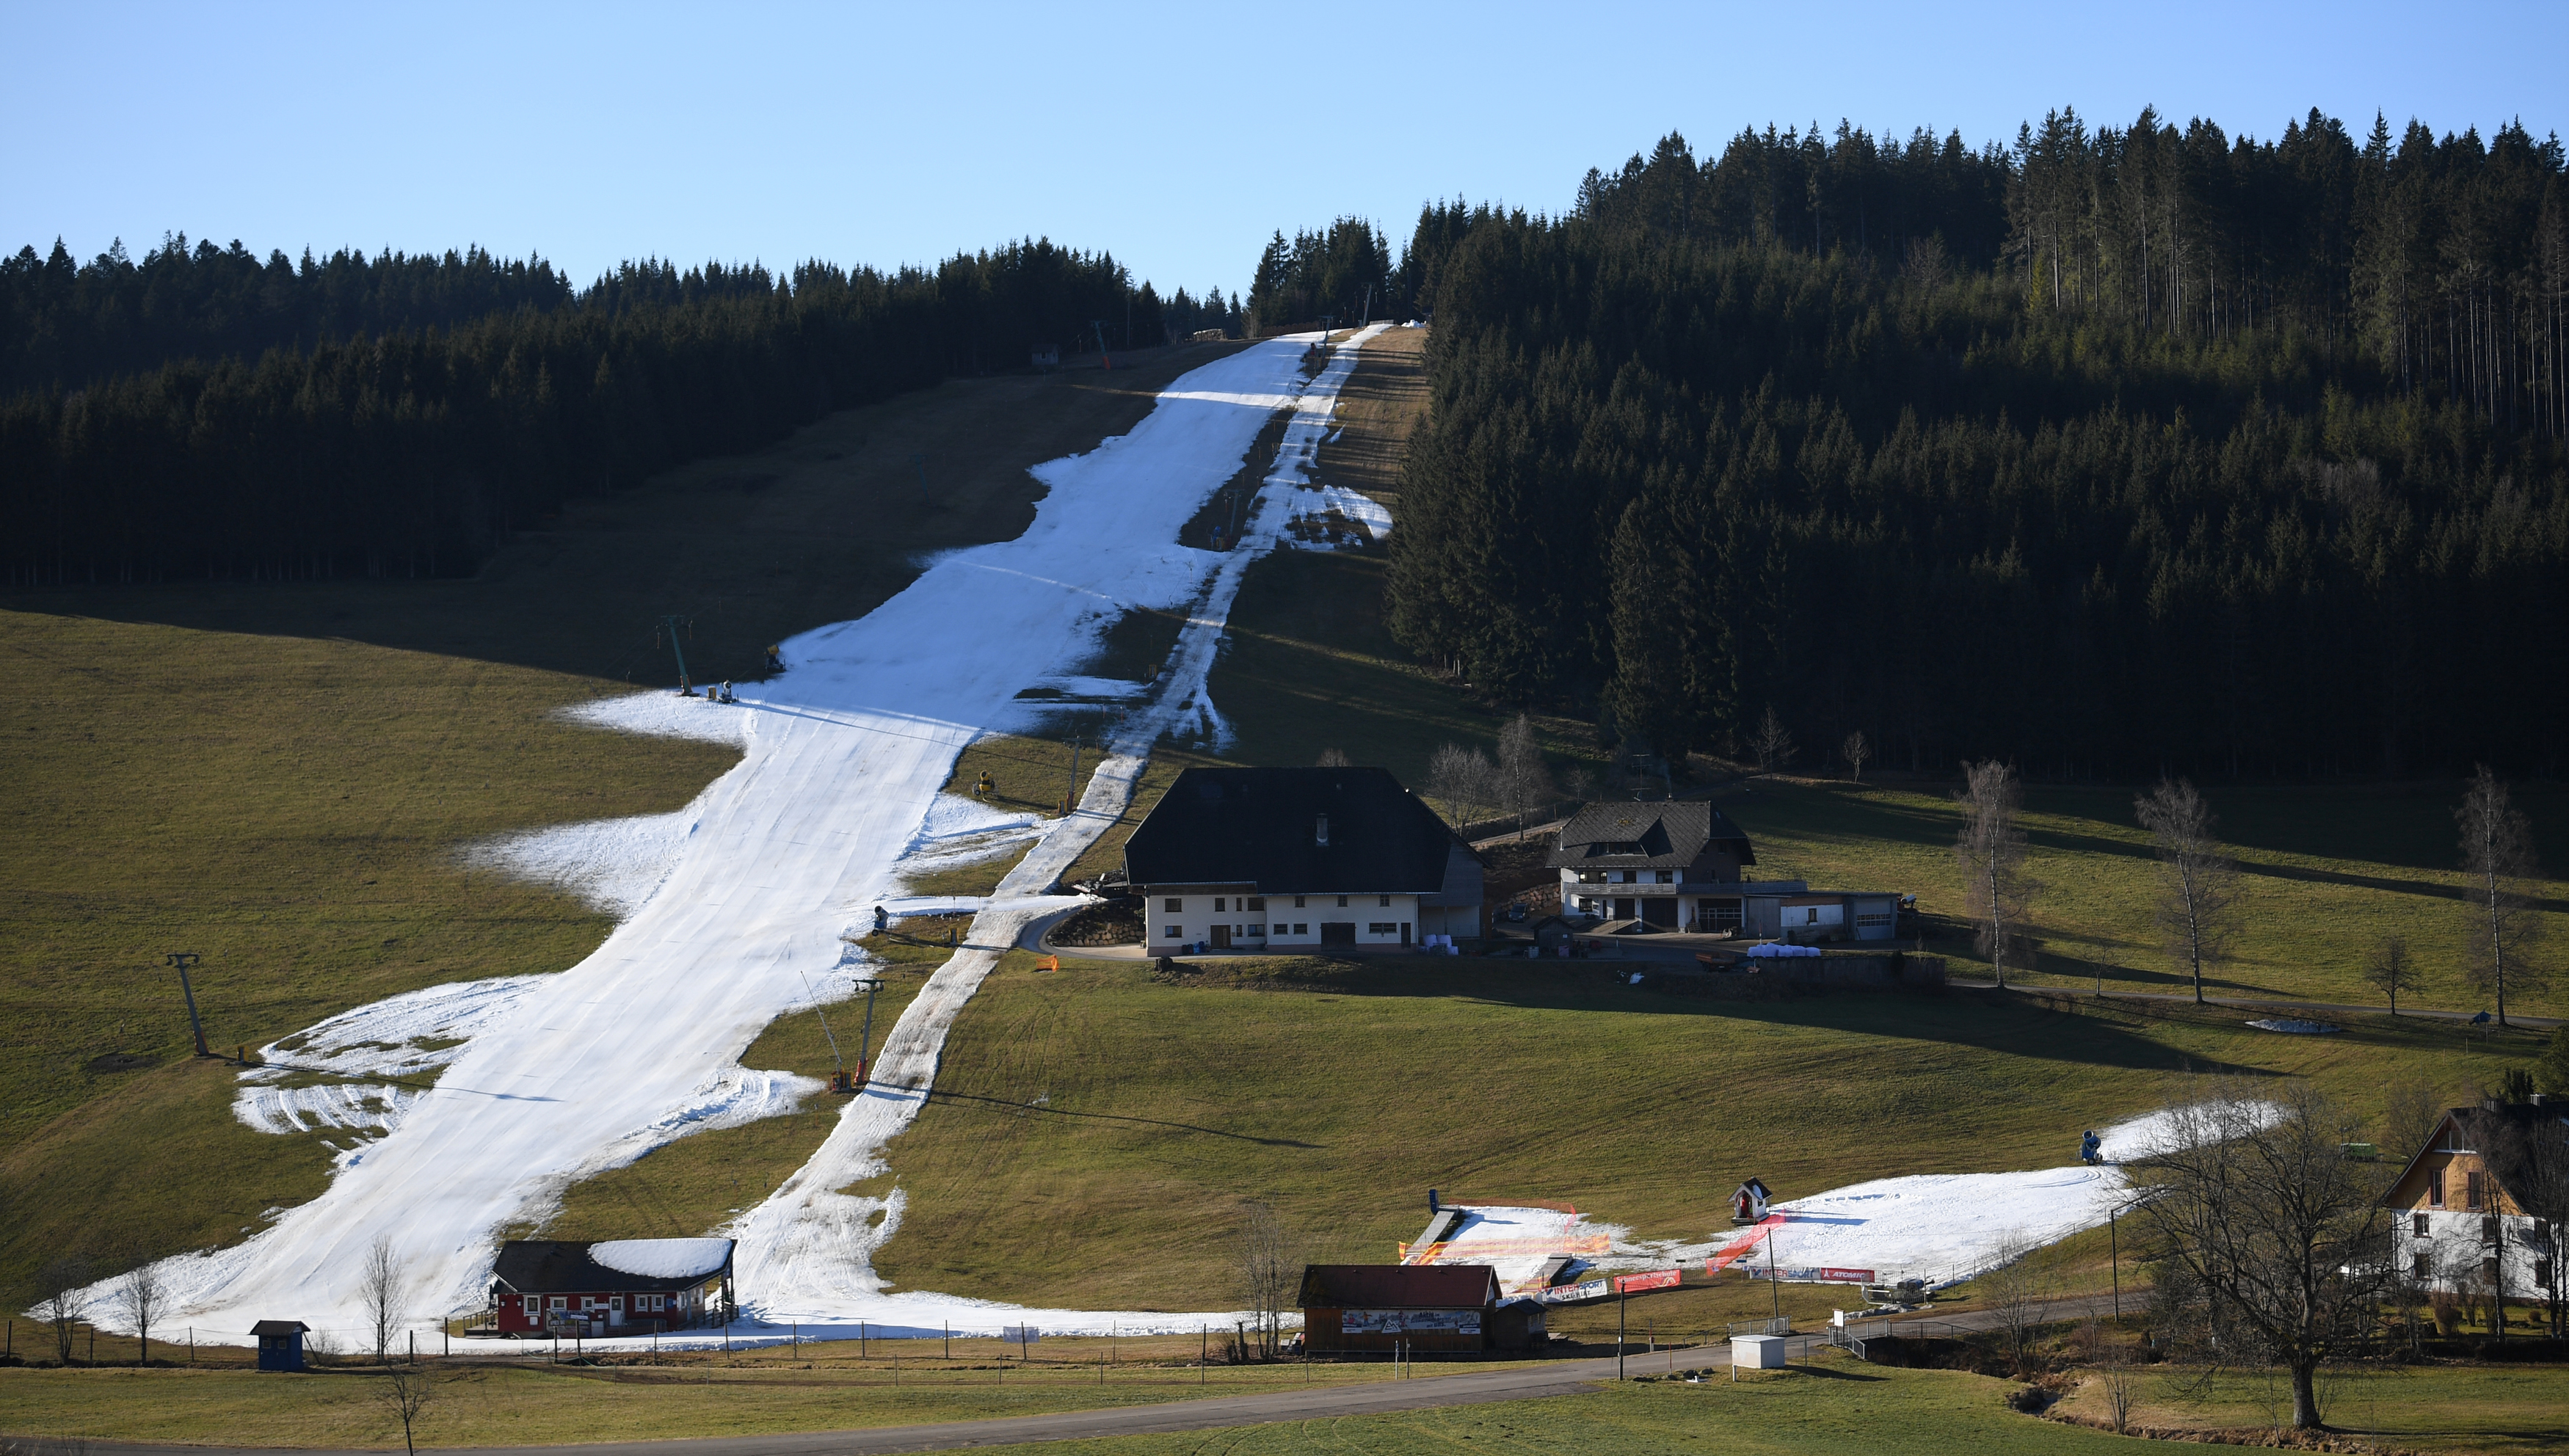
[[1704, 1215, 1787, 1275]]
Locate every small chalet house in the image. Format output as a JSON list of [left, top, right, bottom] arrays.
[[486, 1237, 735, 1337], [1122, 766, 1484, 950], [2382, 1099, 2563, 1307], [1549, 802, 1900, 939]]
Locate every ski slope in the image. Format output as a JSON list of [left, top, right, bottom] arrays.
[[91, 327, 1389, 1347]]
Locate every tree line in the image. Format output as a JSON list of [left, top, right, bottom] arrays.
[[1, 235, 1243, 585], [1384, 111, 2569, 779], [1245, 219, 1401, 333]]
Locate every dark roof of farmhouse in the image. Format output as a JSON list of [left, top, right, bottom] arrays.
[[490, 1239, 734, 1295], [1548, 801, 1756, 869], [1298, 1264, 1502, 1308], [1122, 767, 1468, 894]]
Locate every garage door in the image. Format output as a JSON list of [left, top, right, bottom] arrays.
[[1320, 922, 1356, 945]]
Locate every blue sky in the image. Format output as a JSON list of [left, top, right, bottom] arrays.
[[7, 1, 2562, 298]]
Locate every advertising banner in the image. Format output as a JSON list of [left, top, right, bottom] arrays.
[[1340, 1308, 1482, 1335], [1819, 1267, 1878, 1284], [1613, 1268, 1682, 1294], [1538, 1278, 1613, 1306]]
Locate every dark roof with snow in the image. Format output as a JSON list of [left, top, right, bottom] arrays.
[[490, 1239, 735, 1295], [1122, 767, 1470, 894], [1298, 1264, 1502, 1308], [1548, 801, 1756, 870], [250, 1320, 309, 1336]]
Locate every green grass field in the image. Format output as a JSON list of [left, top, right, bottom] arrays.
[[1701, 775, 2568, 1017], [867, 953, 2538, 1312], [0, 1338, 1538, 1447], [973, 1358, 2159, 1456], [2051, 1361, 2568, 1455], [0, 345, 1240, 1302]]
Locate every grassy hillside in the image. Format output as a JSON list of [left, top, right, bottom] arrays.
[[869, 954, 2537, 1312], [0, 343, 1245, 1301], [1723, 775, 2569, 1016]]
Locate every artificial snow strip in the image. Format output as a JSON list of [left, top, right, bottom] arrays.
[[73, 328, 1388, 1349]]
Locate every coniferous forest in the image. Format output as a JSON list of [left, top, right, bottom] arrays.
[[0, 236, 1240, 584], [1386, 111, 2569, 779]]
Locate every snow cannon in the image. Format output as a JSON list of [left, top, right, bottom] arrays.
[[2079, 1129, 2103, 1166]]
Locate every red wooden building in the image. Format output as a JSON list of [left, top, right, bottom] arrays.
[[482, 1237, 735, 1338], [1298, 1264, 1544, 1353]]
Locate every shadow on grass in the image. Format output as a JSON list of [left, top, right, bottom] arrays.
[[1260, 962, 2272, 1077], [923, 1087, 1323, 1148]]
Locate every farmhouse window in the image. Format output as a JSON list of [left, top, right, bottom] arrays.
[[1246, 897, 1265, 911], [1655, 870, 1674, 884], [524, 1295, 540, 1315], [1163, 925, 1182, 939], [2482, 1216, 2501, 1244], [2413, 1251, 2431, 1279], [2430, 1171, 2444, 1207], [2467, 1171, 2486, 1210], [610, 1296, 623, 1309], [1248, 923, 1265, 936], [1379, 895, 1392, 907], [2482, 1257, 2500, 1282], [2536, 1259, 2553, 1289], [1337, 895, 1348, 907], [1272, 924, 1287, 936], [1214, 898, 1226, 911], [1164, 898, 1182, 912], [2414, 1213, 2430, 1237], [1293, 923, 1308, 934], [1295, 895, 1307, 908], [1368, 922, 1397, 935], [550, 1297, 567, 1309]]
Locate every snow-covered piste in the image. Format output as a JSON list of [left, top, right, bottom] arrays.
[[1409, 1111, 2250, 1295], [92, 327, 1391, 1348]]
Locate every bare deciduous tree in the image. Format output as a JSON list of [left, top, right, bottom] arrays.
[[358, 1237, 407, 1365], [2457, 765, 2547, 1027], [37, 1256, 90, 1364], [2135, 778, 2238, 1005], [1978, 1233, 2057, 1370], [2363, 936, 2424, 1016], [1748, 706, 1795, 775], [2380, 1082, 2445, 1165], [114, 1262, 164, 1366], [1426, 742, 1497, 829], [377, 1361, 435, 1456], [1234, 1202, 1297, 1362], [1314, 747, 1349, 767], [2128, 1082, 2397, 1432], [2093, 1342, 2139, 1433], [1841, 730, 1870, 783], [1954, 760, 2035, 987], [2471, 1104, 2569, 1336], [1496, 714, 1554, 837]]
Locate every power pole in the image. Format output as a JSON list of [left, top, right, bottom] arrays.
[[655, 615, 695, 695], [169, 953, 208, 1057], [851, 977, 885, 1087], [1062, 734, 1082, 815]]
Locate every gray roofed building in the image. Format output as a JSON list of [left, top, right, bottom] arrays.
[[1547, 801, 1758, 873]]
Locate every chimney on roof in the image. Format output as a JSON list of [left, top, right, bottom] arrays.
[[1315, 812, 1329, 847]]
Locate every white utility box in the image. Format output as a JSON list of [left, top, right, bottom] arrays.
[[1730, 1333, 1787, 1369]]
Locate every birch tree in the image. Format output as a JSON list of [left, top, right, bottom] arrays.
[[1748, 706, 1795, 775], [1234, 1202, 1297, 1361], [1954, 760, 2035, 986], [1496, 714, 1554, 837], [1427, 743, 1498, 829], [2135, 777, 2238, 1005], [2457, 766, 2546, 1027]]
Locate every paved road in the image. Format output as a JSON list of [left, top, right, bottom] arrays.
[[39, 1297, 2115, 1456]]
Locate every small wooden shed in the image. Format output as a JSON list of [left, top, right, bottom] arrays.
[[1299, 1264, 1541, 1354], [251, 1320, 309, 1372]]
